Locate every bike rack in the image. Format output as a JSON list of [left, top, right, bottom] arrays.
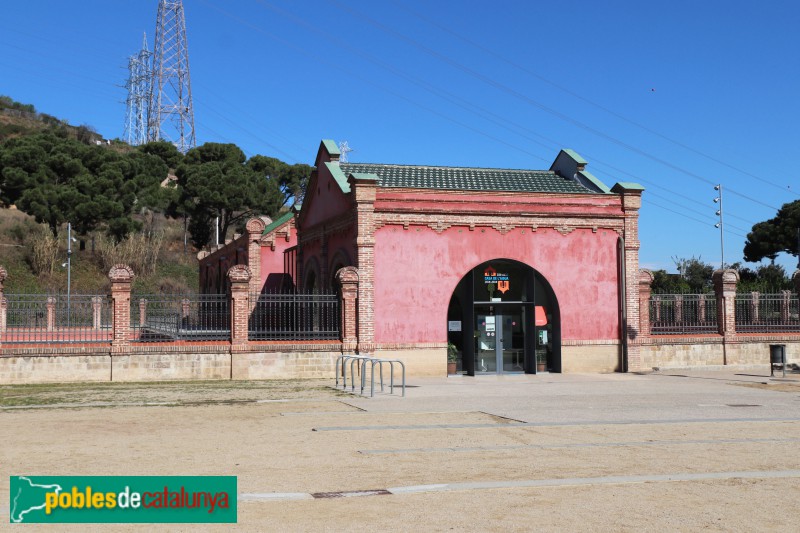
[[334, 355, 405, 398]]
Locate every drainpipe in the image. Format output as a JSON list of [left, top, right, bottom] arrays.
[[618, 236, 628, 373]]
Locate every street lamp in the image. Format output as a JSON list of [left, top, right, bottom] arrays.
[[64, 222, 77, 327], [713, 185, 724, 269]]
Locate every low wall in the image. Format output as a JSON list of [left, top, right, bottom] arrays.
[[0, 343, 342, 384], [640, 335, 799, 370], [374, 344, 446, 378], [562, 341, 620, 373]]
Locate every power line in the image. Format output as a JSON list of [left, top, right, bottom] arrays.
[[324, 0, 783, 212], [388, 0, 799, 200]]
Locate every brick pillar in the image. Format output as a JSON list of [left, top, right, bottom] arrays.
[[638, 269, 653, 337], [46, 297, 56, 331], [612, 183, 644, 372], [674, 295, 684, 324], [698, 294, 707, 323], [139, 298, 148, 326], [109, 264, 134, 351], [245, 217, 267, 297], [181, 298, 191, 326], [713, 269, 739, 337], [0, 266, 7, 345], [336, 266, 359, 352], [227, 265, 251, 347], [349, 173, 378, 354], [92, 296, 103, 330], [780, 290, 792, 323], [749, 292, 760, 324]]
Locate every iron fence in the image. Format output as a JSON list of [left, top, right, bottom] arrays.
[[735, 292, 800, 333], [249, 291, 339, 341], [650, 294, 718, 335], [1, 294, 111, 344], [131, 294, 230, 342]]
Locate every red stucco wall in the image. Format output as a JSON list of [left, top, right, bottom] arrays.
[[259, 228, 297, 291], [373, 225, 621, 344]]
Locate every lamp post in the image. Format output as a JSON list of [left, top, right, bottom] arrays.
[[713, 185, 724, 269], [64, 222, 76, 327]]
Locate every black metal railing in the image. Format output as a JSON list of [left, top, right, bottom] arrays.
[[650, 294, 718, 335], [1, 294, 111, 344], [248, 291, 339, 341], [735, 292, 800, 333], [131, 294, 230, 342]]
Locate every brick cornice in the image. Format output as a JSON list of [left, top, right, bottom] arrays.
[[373, 213, 624, 234]]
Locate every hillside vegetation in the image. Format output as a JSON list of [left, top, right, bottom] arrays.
[[0, 95, 311, 294]]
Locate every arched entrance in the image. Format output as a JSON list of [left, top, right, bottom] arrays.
[[447, 259, 561, 375]]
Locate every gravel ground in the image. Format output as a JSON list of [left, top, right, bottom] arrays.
[[2, 370, 800, 531]]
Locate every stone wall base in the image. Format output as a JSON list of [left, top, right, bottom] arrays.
[[0, 355, 111, 384], [0, 346, 342, 384], [562, 344, 620, 373], [641, 337, 799, 370], [374, 347, 446, 377]]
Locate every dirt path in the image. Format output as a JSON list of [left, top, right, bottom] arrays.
[[2, 376, 800, 531]]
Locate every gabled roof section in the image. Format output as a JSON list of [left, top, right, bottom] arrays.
[[324, 161, 351, 194], [262, 210, 294, 236], [611, 182, 646, 193], [320, 139, 340, 157], [338, 163, 593, 194], [550, 149, 612, 194], [578, 170, 611, 194]]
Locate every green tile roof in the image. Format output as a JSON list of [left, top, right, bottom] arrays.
[[262, 210, 294, 235], [339, 163, 594, 194]]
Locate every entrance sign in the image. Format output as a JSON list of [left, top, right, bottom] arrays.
[[483, 266, 509, 285], [448, 321, 461, 332], [485, 316, 496, 332]]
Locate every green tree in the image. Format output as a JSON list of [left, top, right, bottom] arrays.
[[672, 256, 714, 293], [247, 155, 312, 207], [176, 143, 284, 248], [0, 132, 167, 239], [743, 200, 800, 263], [138, 140, 184, 170]]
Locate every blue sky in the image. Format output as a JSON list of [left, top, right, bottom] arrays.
[[2, 0, 799, 274]]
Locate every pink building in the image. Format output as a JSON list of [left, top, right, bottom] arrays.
[[204, 139, 645, 376]]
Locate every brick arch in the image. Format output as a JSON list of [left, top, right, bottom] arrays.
[[328, 248, 353, 289], [445, 257, 562, 375], [303, 257, 321, 292]]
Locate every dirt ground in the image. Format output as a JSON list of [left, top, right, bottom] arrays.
[[2, 375, 800, 531]]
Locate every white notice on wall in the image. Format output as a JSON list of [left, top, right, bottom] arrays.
[[485, 316, 496, 332], [541, 330, 548, 345], [448, 321, 461, 332]]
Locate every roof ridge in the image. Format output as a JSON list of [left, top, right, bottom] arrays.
[[340, 162, 554, 173]]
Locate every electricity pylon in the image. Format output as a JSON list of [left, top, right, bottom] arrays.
[[148, 0, 196, 153], [123, 33, 152, 146]]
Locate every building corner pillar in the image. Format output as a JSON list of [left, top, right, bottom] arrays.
[[349, 173, 378, 354], [617, 186, 643, 372], [245, 218, 266, 297]]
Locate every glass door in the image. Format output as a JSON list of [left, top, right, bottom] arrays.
[[475, 312, 497, 372], [475, 307, 524, 373], [499, 310, 524, 372]]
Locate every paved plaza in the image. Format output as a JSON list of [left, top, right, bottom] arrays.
[[2, 368, 800, 531]]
